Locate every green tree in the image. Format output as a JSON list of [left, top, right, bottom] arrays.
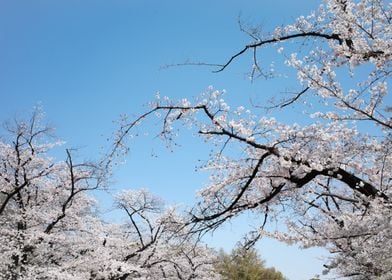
[[215, 247, 286, 280]]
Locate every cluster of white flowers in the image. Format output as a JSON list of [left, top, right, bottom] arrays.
[[120, 1, 390, 278], [0, 117, 220, 280]]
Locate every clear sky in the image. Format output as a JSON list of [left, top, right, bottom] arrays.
[[0, 1, 331, 279]]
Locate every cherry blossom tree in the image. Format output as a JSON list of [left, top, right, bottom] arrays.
[[113, 0, 391, 278], [0, 111, 107, 279], [107, 189, 220, 280], [0, 113, 220, 280]]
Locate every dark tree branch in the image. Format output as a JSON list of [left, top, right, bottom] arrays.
[[213, 32, 344, 73]]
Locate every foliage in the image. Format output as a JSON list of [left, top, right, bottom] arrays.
[[215, 247, 286, 280], [114, 0, 392, 279]]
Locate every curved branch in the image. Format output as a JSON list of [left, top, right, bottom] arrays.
[[192, 153, 269, 223], [213, 32, 344, 73]]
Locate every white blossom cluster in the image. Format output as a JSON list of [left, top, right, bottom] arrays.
[[0, 118, 220, 280], [114, 1, 391, 278]]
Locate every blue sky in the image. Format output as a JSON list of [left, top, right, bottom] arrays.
[[0, 1, 330, 279]]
